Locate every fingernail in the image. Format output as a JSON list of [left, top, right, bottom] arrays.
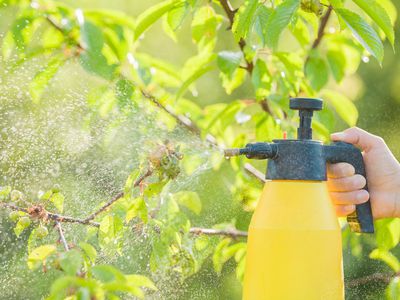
[[356, 190, 369, 202], [331, 132, 346, 140]]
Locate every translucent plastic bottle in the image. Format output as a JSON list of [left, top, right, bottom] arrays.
[[242, 181, 344, 300]]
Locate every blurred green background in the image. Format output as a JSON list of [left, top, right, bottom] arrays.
[[0, 0, 400, 299]]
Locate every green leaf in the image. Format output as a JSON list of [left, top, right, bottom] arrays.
[[327, 49, 346, 82], [253, 5, 272, 46], [370, 249, 400, 272], [11, 15, 34, 51], [60, 249, 83, 275], [290, 16, 311, 46], [265, 0, 300, 49], [220, 68, 247, 95], [305, 52, 329, 91], [2, 32, 14, 59], [386, 277, 400, 300], [79, 242, 97, 264], [143, 181, 168, 198], [335, 8, 384, 63], [213, 239, 246, 275], [322, 90, 358, 126], [99, 215, 124, 246], [84, 9, 136, 31], [135, 0, 182, 40], [115, 78, 134, 109], [102, 282, 144, 298], [80, 21, 116, 79], [251, 59, 271, 99], [176, 65, 213, 100], [91, 264, 125, 282], [375, 218, 400, 250], [213, 238, 231, 274], [167, 2, 189, 31], [0, 186, 11, 199], [29, 54, 65, 103], [126, 196, 148, 223], [14, 217, 30, 237], [328, 0, 343, 7], [191, 5, 222, 45], [50, 192, 64, 213], [27, 244, 56, 270], [232, 0, 259, 42], [125, 274, 157, 290], [352, 0, 394, 47], [217, 51, 242, 78], [172, 191, 202, 215]]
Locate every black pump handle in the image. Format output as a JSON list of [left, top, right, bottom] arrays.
[[325, 142, 374, 233]]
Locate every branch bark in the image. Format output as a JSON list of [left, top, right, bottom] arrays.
[[56, 221, 70, 251], [218, 0, 253, 73], [1, 202, 99, 227], [347, 272, 394, 288], [311, 6, 333, 50], [83, 168, 153, 223], [190, 227, 248, 238]]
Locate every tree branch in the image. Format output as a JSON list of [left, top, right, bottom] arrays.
[[347, 272, 394, 288], [140, 89, 201, 135], [0, 202, 100, 227], [218, 0, 253, 73], [306, 6, 333, 65], [83, 168, 153, 223], [244, 163, 266, 183], [56, 221, 70, 251], [311, 6, 333, 50], [2, 201, 248, 238], [190, 227, 247, 238]]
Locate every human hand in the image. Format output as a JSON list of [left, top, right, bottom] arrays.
[[327, 127, 400, 219]]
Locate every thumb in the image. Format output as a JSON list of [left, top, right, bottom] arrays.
[[331, 127, 384, 152]]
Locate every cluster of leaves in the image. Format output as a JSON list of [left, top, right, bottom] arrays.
[[0, 0, 399, 298]]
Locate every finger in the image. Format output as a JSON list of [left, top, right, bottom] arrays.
[[327, 163, 355, 179], [331, 127, 384, 152], [335, 205, 356, 217], [327, 174, 366, 192], [330, 190, 369, 205]]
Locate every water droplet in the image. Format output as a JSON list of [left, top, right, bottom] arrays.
[[362, 56, 370, 63]]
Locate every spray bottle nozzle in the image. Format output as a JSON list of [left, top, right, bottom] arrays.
[[224, 143, 277, 160]]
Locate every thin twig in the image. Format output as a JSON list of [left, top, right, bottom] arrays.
[[244, 163, 266, 183], [44, 16, 84, 51], [347, 272, 394, 288], [311, 6, 333, 50], [218, 0, 253, 73], [56, 221, 70, 251], [1, 202, 249, 238], [83, 168, 153, 223], [140, 89, 201, 135], [0, 202, 99, 227], [190, 227, 248, 238], [306, 6, 333, 65]]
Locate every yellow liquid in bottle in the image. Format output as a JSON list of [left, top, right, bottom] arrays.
[[243, 181, 344, 300]]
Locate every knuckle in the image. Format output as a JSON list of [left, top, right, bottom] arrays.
[[351, 174, 366, 189], [342, 163, 355, 176], [374, 136, 385, 146], [346, 127, 360, 135]]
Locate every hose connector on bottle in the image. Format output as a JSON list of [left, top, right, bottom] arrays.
[[224, 142, 277, 160]]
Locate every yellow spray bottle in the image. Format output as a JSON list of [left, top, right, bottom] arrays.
[[225, 98, 374, 300]]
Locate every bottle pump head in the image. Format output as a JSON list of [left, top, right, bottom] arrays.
[[224, 97, 375, 233], [290, 97, 322, 140]]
